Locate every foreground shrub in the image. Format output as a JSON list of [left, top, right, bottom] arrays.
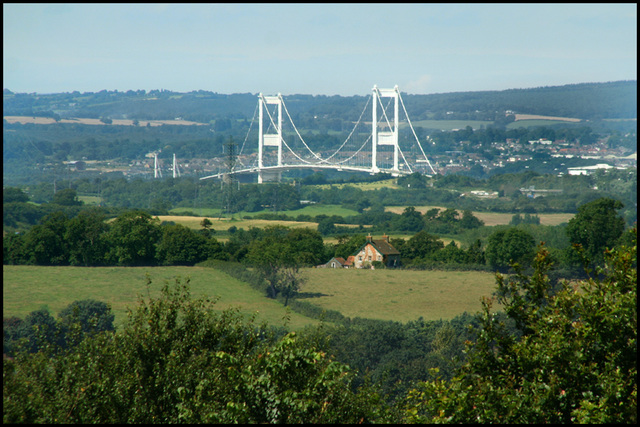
[[405, 229, 637, 423], [3, 276, 390, 423]]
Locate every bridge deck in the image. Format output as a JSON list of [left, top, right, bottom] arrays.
[[200, 164, 414, 181]]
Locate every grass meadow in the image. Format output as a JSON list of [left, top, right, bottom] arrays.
[[4, 264, 502, 330], [3, 265, 317, 330], [300, 267, 500, 322]]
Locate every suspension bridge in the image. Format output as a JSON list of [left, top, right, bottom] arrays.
[[200, 85, 436, 183]]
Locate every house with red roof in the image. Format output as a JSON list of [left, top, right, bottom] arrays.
[[352, 234, 400, 268]]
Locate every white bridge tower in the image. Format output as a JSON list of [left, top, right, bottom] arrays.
[[372, 85, 400, 174], [258, 93, 283, 183]]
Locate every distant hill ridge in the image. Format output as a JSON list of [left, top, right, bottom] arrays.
[[3, 80, 636, 122]]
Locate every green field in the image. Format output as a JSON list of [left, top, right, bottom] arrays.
[[300, 267, 499, 322], [170, 204, 360, 219], [2, 265, 317, 330], [77, 195, 103, 206], [4, 265, 502, 329]]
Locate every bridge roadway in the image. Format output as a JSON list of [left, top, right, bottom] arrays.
[[199, 163, 413, 181]]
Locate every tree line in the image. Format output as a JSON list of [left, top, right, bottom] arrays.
[[4, 190, 631, 284], [6, 167, 636, 233]]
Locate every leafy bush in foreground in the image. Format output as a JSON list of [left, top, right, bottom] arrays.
[[404, 229, 637, 423], [3, 277, 390, 423]]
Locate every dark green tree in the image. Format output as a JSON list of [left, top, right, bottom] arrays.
[[430, 241, 468, 264], [58, 300, 114, 335], [465, 239, 485, 265], [51, 188, 82, 206], [283, 227, 325, 266], [200, 217, 213, 231], [396, 206, 424, 232], [16, 309, 59, 354], [332, 234, 367, 260], [485, 227, 536, 270], [3, 187, 29, 203], [402, 230, 445, 261], [246, 226, 309, 303], [3, 233, 26, 265], [21, 212, 70, 265], [437, 208, 459, 224], [317, 218, 337, 236], [104, 210, 161, 266], [64, 209, 109, 266], [156, 223, 211, 265], [56, 300, 115, 350], [459, 209, 484, 229], [566, 197, 625, 266]]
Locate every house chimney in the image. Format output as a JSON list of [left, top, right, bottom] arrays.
[[383, 233, 389, 243], [366, 233, 372, 243]]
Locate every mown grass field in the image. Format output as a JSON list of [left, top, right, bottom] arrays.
[[300, 267, 500, 322], [2, 265, 317, 330], [4, 265, 501, 329]]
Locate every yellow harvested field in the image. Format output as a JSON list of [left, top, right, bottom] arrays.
[[155, 215, 319, 231], [3, 116, 206, 127], [385, 206, 573, 226], [473, 212, 573, 226], [514, 114, 581, 122]]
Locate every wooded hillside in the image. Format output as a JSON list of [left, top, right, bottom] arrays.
[[4, 81, 636, 123]]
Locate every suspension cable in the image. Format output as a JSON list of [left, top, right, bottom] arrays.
[[397, 145, 413, 174], [374, 87, 394, 132], [255, 89, 428, 175], [317, 94, 372, 164], [279, 95, 324, 162], [398, 91, 436, 175], [236, 100, 259, 168], [332, 134, 372, 165], [279, 93, 373, 166]]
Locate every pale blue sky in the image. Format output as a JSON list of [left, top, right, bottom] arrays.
[[3, 3, 637, 96]]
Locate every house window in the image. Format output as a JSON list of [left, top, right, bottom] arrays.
[[368, 256, 372, 261], [358, 256, 362, 261]]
